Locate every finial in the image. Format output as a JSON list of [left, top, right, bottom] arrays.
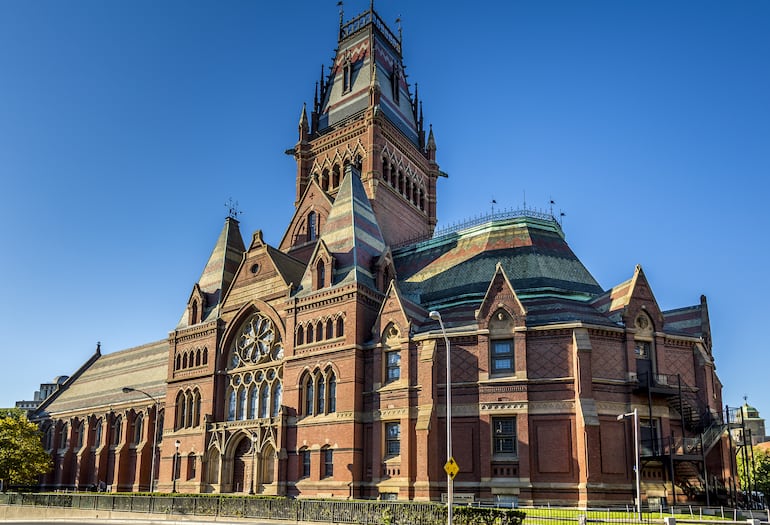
[[370, 0, 374, 13], [396, 15, 402, 43], [96, 341, 101, 355], [225, 198, 242, 220], [338, 1, 344, 29]]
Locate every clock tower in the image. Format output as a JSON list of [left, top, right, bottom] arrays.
[[280, 5, 440, 261]]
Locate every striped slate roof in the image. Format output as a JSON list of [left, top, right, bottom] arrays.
[[663, 304, 705, 337], [298, 166, 387, 292], [177, 217, 245, 328], [393, 215, 603, 312], [38, 340, 168, 417], [318, 8, 419, 145]]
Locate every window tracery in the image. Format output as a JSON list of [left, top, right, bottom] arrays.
[[225, 312, 284, 422]]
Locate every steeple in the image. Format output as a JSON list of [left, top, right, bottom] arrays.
[[318, 5, 419, 146], [289, 5, 441, 248], [299, 103, 309, 141], [176, 216, 245, 328]]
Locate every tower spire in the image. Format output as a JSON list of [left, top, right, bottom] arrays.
[[299, 103, 309, 141]]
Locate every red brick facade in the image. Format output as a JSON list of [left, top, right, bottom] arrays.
[[36, 5, 735, 507]]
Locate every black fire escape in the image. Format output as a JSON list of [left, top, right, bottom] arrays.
[[634, 371, 730, 506]]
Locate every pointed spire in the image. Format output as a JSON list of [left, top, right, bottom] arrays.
[[177, 217, 245, 328], [418, 101, 425, 149], [299, 103, 309, 140], [312, 82, 320, 133], [369, 64, 381, 107]]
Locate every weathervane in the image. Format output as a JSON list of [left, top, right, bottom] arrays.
[[225, 198, 242, 220]]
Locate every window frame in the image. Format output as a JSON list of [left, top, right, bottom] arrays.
[[322, 447, 333, 478], [300, 449, 311, 478], [492, 416, 517, 456], [490, 338, 514, 374], [385, 421, 401, 457], [385, 350, 401, 383]]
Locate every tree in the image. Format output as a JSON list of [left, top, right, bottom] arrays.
[[0, 409, 51, 487], [737, 444, 770, 503]]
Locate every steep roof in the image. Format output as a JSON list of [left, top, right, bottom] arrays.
[[317, 7, 420, 145], [177, 217, 245, 328], [299, 166, 386, 293], [393, 214, 603, 312], [37, 340, 168, 417]]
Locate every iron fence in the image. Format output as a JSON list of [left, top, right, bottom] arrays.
[[1, 493, 767, 525]]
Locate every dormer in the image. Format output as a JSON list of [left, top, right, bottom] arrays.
[[187, 284, 205, 326]]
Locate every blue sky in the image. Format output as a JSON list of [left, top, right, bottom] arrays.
[[1, 1, 769, 420]]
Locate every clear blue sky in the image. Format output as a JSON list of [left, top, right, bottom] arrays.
[[1, 1, 769, 419]]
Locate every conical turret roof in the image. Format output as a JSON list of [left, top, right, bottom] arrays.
[[177, 217, 245, 328]]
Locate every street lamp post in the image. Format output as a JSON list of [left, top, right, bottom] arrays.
[[429, 310, 452, 525], [249, 433, 257, 495], [173, 439, 180, 493], [617, 408, 641, 520], [122, 386, 160, 492]]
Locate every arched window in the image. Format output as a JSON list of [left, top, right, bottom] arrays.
[[176, 390, 186, 429], [317, 374, 325, 414], [238, 388, 247, 421], [175, 354, 181, 370], [75, 421, 84, 449], [195, 349, 201, 367], [249, 386, 258, 420], [316, 321, 323, 341], [322, 169, 330, 191], [419, 188, 425, 211], [342, 59, 352, 93], [328, 373, 337, 413], [226, 390, 236, 421], [93, 419, 102, 448], [316, 260, 325, 289], [398, 171, 404, 194], [297, 325, 304, 346], [182, 353, 188, 369], [326, 319, 334, 339], [307, 324, 314, 344], [133, 414, 143, 445], [336, 317, 344, 338], [332, 165, 340, 188], [193, 389, 201, 427], [60, 423, 69, 449], [307, 211, 317, 241], [259, 384, 270, 418], [111, 417, 122, 446], [186, 391, 194, 427], [202, 348, 208, 365], [272, 382, 282, 417], [190, 301, 198, 325], [305, 377, 314, 416]]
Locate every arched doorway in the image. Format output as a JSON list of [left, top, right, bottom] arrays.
[[232, 438, 251, 493], [260, 444, 275, 488]]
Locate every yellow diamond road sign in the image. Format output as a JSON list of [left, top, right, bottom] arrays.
[[444, 457, 459, 479]]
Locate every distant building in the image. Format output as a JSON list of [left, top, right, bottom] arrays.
[[731, 403, 768, 446], [32, 5, 736, 508], [15, 376, 68, 414]]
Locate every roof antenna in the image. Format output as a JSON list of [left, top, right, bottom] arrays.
[[523, 190, 527, 211], [491, 198, 497, 214], [549, 197, 555, 217], [225, 198, 242, 220]]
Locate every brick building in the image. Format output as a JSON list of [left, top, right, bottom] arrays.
[[34, 5, 735, 506]]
